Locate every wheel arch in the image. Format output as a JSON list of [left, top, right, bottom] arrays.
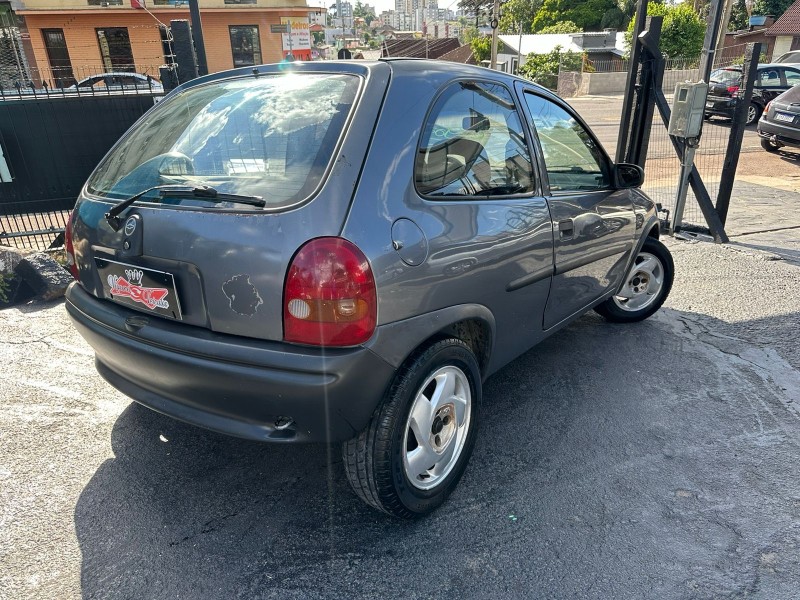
[[366, 304, 496, 379]]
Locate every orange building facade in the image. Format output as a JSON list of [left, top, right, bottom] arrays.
[[15, 0, 322, 86]]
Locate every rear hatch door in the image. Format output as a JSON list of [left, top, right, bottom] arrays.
[[71, 63, 390, 341]]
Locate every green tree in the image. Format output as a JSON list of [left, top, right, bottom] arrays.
[[498, 0, 541, 34], [517, 46, 583, 89], [532, 0, 618, 32], [538, 21, 582, 33], [354, 0, 376, 25], [470, 35, 492, 63], [625, 2, 705, 59], [462, 25, 480, 44], [729, 0, 749, 31], [752, 0, 794, 18]]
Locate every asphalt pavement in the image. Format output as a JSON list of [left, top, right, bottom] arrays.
[[2, 92, 800, 599]]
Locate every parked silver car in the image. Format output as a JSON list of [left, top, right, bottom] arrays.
[[70, 72, 163, 94], [65, 60, 674, 518]]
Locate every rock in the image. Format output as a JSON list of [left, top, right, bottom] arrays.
[[14, 252, 73, 302], [0, 245, 29, 275], [0, 272, 35, 308]]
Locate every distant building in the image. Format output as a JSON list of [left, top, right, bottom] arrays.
[[10, 0, 317, 87]]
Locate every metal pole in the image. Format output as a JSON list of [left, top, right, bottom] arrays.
[[699, 0, 724, 84], [187, 0, 208, 76], [671, 143, 697, 234], [616, 0, 649, 163], [716, 42, 762, 226]]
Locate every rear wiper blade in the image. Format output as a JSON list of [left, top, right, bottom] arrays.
[[105, 184, 193, 231], [159, 185, 265, 207], [104, 184, 265, 231]]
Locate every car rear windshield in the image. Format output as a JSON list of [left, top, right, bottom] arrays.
[[710, 68, 740, 84], [86, 73, 360, 209]]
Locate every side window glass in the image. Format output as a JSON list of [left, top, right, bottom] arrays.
[[416, 81, 534, 197], [523, 92, 609, 192], [759, 69, 780, 87], [784, 69, 800, 86]]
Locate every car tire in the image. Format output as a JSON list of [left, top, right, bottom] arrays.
[[342, 338, 480, 518], [761, 137, 780, 152], [747, 102, 762, 125], [594, 237, 674, 323]]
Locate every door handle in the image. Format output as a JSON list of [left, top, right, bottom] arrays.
[[558, 219, 574, 238]]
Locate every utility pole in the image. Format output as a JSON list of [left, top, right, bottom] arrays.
[[490, 0, 499, 69]]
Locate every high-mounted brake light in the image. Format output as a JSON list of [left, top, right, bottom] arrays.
[[283, 237, 377, 347], [64, 211, 79, 281]]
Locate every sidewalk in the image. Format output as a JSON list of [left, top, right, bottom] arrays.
[[708, 179, 800, 266]]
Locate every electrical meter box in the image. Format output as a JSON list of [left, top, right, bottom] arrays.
[[668, 81, 709, 138]]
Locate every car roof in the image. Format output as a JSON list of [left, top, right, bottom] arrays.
[[175, 58, 553, 101]]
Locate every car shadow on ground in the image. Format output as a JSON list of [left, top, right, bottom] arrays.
[[73, 309, 800, 599]]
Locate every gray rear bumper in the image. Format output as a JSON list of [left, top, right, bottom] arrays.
[[65, 283, 395, 443]]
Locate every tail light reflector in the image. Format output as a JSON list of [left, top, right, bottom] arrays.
[[64, 211, 79, 281], [283, 237, 377, 347]]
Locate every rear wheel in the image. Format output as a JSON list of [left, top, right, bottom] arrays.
[[747, 102, 761, 125], [594, 237, 674, 323], [761, 137, 781, 152], [343, 338, 480, 518]]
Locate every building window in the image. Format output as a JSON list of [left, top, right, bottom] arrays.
[[96, 28, 135, 72], [42, 29, 76, 88], [87, 0, 123, 5], [229, 26, 262, 67], [225, 0, 257, 4]]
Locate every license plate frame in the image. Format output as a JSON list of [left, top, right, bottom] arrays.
[[95, 258, 183, 320]]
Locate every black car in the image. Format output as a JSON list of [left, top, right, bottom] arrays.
[[758, 83, 800, 153], [704, 63, 800, 125]]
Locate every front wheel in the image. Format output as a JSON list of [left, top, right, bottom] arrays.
[[343, 338, 480, 518], [594, 237, 674, 323]]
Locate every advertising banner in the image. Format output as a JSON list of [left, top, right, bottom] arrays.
[[280, 17, 311, 53]]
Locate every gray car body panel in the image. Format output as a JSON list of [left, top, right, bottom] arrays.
[[66, 59, 661, 443]]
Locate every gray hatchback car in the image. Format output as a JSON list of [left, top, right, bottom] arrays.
[[65, 59, 674, 518]]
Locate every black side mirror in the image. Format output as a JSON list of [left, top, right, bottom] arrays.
[[614, 163, 644, 189]]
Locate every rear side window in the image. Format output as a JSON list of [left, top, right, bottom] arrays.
[[710, 69, 740, 85], [87, 73, 360, 209], [415, 80, 534, 197], [784, 69, 800, 86]]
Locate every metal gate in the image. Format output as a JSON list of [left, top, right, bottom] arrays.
[[0, 91, 162, 250]]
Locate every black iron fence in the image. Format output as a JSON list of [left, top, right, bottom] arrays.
[[0, 201, 69, 250], [0, 83, 163, 250], [0, 64, 166, 100]]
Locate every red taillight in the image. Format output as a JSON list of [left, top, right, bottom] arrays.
[[283, 237, 377, 347], [64, 211, 79, 281], [727, 85, 740, 95], [765, 101, 772, 114]]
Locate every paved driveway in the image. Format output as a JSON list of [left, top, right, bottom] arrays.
[[2, 235, 799, 599]]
